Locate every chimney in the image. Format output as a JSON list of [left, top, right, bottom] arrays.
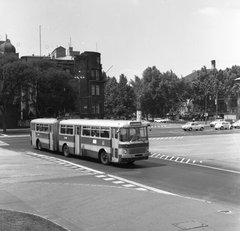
[[211, 60, 216, 69], [69, 47, 73, 56]]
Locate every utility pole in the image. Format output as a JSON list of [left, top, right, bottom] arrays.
[[211, 60, 218, 118]]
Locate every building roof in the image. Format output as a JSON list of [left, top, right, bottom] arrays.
[[184, 71, 198, 81], [0, 39, 16, 53]]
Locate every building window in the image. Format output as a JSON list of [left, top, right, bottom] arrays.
[[91, 69, 100, 80], [92, 85, 95, 95], [92, 103, 100, 114], [91, 69, 95, 79], [96, 70, 99, 81], [92, 84, 100, 95], [96, 85, 100, 95], [96, 103, 100, 113], [92, 104, 95, 113]]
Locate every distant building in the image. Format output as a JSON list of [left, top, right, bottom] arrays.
[[0, 37, 18, 57]]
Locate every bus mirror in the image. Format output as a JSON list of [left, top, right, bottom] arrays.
[[116, 129, 120, 133]]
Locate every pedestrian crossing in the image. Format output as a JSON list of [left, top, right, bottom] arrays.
[[149, 136, 183, 140], [150, 152, 202, 164]]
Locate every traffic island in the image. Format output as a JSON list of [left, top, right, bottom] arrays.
[[0, 209, 68, 231]]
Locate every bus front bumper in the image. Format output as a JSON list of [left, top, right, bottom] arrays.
[[118, 154, 149, 163]]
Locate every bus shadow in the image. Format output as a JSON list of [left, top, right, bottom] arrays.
[[37, 150, 167, 170], [109, 161, 167, 169]]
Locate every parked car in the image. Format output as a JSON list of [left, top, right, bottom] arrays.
[[154, 118, 172, 123], [232, 120, 240, 128], [161, 118, 172, 123], [182, 122, 204, 131], [210, 119, 225, 127], [154, 118, 164, 123], [214, 121, 233, 130]]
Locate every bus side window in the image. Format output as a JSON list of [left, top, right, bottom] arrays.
[[43, 124, 48, 132], [67, 126, 73, 135], [91, 127, 99, 137], [100, 128, 110, 138], [82, 126, 90, 136], [60, 125, 66, 134]]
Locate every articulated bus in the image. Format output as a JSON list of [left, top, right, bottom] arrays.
[[30, 118, 150, 165]]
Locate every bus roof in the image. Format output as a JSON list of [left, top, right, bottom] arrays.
[[30, 118, 59, 124], [60, 119, 145, 128]]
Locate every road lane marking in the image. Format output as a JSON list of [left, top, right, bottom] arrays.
[[149, 152, 240, 174], [24, 151, 214, 203], [0, 140, 9, 146]]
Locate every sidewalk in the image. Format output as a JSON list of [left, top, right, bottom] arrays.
[[0, 148, 240, 231]]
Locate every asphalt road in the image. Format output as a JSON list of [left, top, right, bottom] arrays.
[[0, 125, 240, 209]]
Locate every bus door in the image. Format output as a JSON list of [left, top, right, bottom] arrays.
[[75, 126, 82, 155], [30, 123, 36, 146], [111, 128, 119, 162], [49, 124, 54, 151]]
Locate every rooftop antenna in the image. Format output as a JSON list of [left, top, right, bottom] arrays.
[[106, 65, 113, 74], [39, 25, 42, 56]]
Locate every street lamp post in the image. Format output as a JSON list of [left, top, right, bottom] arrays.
[[204, 94, 208, 125]]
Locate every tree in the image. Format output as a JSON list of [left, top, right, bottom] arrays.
[[116, 74, 135, 118], [141, 66, 162, 119], [37, 67, 75, 117], [0, 55, 29, 131], [104, 75, 135, 119], [104, 76, 119, 118], [27, 59, 76, 118]]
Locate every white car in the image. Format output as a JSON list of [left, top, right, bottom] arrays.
[[232, 120, 240, 128], [154, 118, 164, 123], [210, 119, 225, 127], [215, 121, 233, 130], [182, 122, 204, 131], [154, 118, 171, 123]]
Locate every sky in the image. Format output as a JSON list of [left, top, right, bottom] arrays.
[[1, 0, 240, 80]]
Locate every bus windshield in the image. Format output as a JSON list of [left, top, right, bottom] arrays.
[[119, 127, 147, 142]]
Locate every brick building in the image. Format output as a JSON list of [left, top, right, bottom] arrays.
[[21, 46, 104, 119]]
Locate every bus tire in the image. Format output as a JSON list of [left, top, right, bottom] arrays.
[[63, 144, 70, 157], [99, 151, 110, 165], [36, 140, 42, 151]]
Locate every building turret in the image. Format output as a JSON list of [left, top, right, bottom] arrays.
[[0, 39, 16, 54]]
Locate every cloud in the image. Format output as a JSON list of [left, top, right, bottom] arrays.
[[195, 7, 220, 16], [130, 0, 140, 5]]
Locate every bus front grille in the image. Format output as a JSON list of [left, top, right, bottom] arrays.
[[128, 147, 146, 154]]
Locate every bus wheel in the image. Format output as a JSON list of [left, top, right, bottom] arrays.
[[63, 144, 70, 157], [36, 140, 42, 151], [99, 151, 110, 165]]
